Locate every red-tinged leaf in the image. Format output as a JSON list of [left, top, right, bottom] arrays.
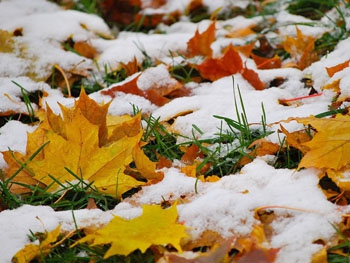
[[101, 75, 143, 98], [196, 44, 243, 81], [252, 54, 282, 69], [241, 66, 265, 90], [187, 21, 216, 57], [326, 59, 350, 77], [101, 69, 189, 106]]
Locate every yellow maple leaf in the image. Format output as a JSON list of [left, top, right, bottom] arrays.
[[294, 114, 350, 171], [12, 225, 61, 263], [2, 89, 162, 197], [75, 204, 188, 258]]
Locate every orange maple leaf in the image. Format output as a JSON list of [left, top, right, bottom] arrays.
[[75, 204, 188, 258], [252, 54, 282, 70], [187, 21, 216, 57], [195, 44, 243, 81], [326, 59, 350, 77], [282, 26, 318, 70], [196, 45, 265, 90]]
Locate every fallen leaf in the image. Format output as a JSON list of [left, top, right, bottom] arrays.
[[195, 45, 265, 89], [187, 21, 216, 57], [326, 59, 350, 78], [12, 225, 62, 263], [241, 65, 265, 90], [101, 0, 142, 26], [101, 66, 189, 106], [0, 29, 15, 53], [2, 89, 161, 197], [73, 41, 97, 59], [234, 224, 279, 263], [293, 115, 350, 171], [236, 138, 279, 167], [282, 26, 318, 70], [195, 44, 243, 81], [252, 54, 282, 70], [120, 56, 140, 76], [75, 204, 188, 258], [226, 26, 255, 39], [163, 238, 233, 263], [279, 125, 311, 154], [233, 41, 256, 58]]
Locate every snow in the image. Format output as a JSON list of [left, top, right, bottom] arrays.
[[0, 0, 349, 262]]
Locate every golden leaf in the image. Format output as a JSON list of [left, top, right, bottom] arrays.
[[12, 225, 61, 263], [2, 89, 161, 197], [294, 115, 350, 171], [75, 204, 188, 258]]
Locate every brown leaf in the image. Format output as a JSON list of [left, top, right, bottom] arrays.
[[101, 0, 141, 26]]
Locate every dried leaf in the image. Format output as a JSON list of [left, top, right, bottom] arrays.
[[326, 59, 350, 77], [233, 41, 256, 58], [187, 22, 216, 57], [2, 89, 161, 197], [75, 204, 188, 258], [120, 56, 140, 76], [0, 29, 15, 53], [235, 224, 279, 263], [294, 115, 350, 171], [279, 125, 311, 154], [226, 26, 255, 39], [282, 26, 318, 70], [101, 0, 142, 26], [252, 54, 282, 70], [12, 225, 61, 263], [196, 44, 243, 81], [241, 65, 265, 90], [73, 41, 97, 59], [101, 68, 189, 106], [163, 238, 233, 263]]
